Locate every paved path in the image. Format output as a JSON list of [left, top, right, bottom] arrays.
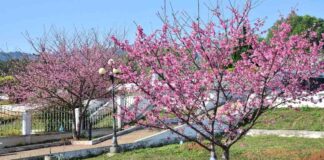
[[248, 129, 324, 138], [0, 128, 160, 160]]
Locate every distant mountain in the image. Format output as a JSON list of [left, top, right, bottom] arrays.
[[0, 51, 34, 61]]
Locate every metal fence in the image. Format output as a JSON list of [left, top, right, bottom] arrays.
[[32, 106, 74, 134], [0, 103, 114, 137], [0, 107, 22, 137], [86, 102, 113, 130]]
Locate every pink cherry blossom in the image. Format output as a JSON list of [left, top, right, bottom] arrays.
[[112, 1, 323, 158]]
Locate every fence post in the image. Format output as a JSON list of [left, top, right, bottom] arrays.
[[22, 110, 32, 135], [117, 95, 125, 130], [75, 108, 80, 133]]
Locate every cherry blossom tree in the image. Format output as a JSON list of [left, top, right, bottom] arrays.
[[112, 1, 323, 159], [5, 32, 118, 139]]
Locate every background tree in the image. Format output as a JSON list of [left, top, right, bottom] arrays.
[[0, 57, 31, 94], [0, 76, 14, 93], [0, 61, 9, 76], [4, 32, 118, 139], [267, 11, 324, 45], [0, 51, 33, 76], [112, 1, 323, 160]]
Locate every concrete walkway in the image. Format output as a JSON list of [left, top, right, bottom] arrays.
[[0, 128, 160, 160], [247, 129, 324, 138]]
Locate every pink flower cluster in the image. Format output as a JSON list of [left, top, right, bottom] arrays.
[[112, 3, 323, 150]]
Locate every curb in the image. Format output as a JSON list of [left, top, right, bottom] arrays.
[[91, 126, 143, 145], [0, 140, 71, 155]]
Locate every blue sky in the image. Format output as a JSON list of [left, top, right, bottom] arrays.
[[1, 0, 324, 53]]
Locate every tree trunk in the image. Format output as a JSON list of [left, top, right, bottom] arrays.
[[210, 143, 217, 160], [72, 129, 78, 140], [210, 150, 217, 160], [222, 148, 229, 160], [72, 121, 81, 140]]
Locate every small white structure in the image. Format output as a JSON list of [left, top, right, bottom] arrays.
[[277, 91, 324, 108], [22, 111, 32, 136], [0, 94, 9, 100]]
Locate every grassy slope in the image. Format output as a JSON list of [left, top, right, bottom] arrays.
[[0, 100, 13, 105], [254, 108, 324, 131], [84, 136, 324, 160]]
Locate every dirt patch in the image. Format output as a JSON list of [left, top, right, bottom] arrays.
[[185, 142, 205, 151], [304, 150, 324, 160], [262, 148, 300, 156], [242, 148, 306, 160]]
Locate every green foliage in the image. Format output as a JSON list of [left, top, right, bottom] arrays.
[[226, 67, 234, 72], [229, 26, 253, 67], [0, 58, 31, 76], [300, 105, 312, 112], [0, 112, 22, 137], [0, 76, 15, 86], [92, 116, 113, 129], [0, 100, 13, 105], [254, 108, 324, 131], [0, 76, 15, 94], [231, 45, 251, 64], [0, 123, 21, 137], [0, 61, 9, 76], [267, 12, 324, 41]]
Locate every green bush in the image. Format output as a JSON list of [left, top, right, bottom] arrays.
[[0, 75, 15, 86]]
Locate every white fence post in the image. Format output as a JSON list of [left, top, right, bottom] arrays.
[[75, 108, 80, 133], [117, 95, 125, 130], [22, 110, 32, 135]]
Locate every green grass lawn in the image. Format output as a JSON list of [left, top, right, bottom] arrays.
[[0, 109, 22, 136], [0, 100, 13, 105], [0, 119, 21, 136], [254, 108, 324, 131], [93, 116, 113, 129], [84, 136, 324, 160]]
